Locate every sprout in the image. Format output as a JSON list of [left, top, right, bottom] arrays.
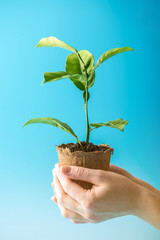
[[24, 36, 134, 144]]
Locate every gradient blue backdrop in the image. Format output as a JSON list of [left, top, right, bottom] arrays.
[[0, 0, 160, 239]]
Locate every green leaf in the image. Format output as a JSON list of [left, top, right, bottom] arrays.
[[96, 47, 134, 68], [70, 73, 88, 90], [90, 118, 128, 131], [23, 117, 81, 144], [65, 50, 95, 90], [65, 53, 82, 75], [65, 53, 86, 90], [88, 69, 95, 88], [43, 71, 72, 84], [78, 50, 95, 88], [42, 71, 87, 90], [36, 36, 77, 53], [78, 50, 94, 75]]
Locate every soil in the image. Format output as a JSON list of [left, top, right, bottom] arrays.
[[57, 141, 111, 153]]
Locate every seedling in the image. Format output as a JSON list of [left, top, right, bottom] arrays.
[[24, 36, 134, 144]]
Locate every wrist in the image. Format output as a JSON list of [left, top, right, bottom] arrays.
[[134, 185, 160, 229]]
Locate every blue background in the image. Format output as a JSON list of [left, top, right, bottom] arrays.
[[0, 0, 160, 239]]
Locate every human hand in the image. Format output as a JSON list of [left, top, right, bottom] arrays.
[[51, 164, 160, 228], [109, 165, 160, 195]]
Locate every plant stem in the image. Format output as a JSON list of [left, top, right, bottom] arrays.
[[77, 52, 90, 143], [76, 137, 82, 146], [85, 88, 90, 143]]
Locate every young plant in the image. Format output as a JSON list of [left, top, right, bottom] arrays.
[[24, 36, 134, 144]]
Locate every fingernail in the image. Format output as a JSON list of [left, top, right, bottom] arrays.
[[61, 166, 71, 174]]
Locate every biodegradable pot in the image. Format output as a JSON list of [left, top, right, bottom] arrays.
[[56, 143, 114, 189]]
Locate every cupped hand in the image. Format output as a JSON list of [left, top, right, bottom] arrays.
[[51, 163, 143, 224]]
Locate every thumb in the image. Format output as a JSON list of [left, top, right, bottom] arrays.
[[60, 165, 104, 185]]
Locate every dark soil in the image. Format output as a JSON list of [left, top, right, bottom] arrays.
[[57, 141, 111, 153]]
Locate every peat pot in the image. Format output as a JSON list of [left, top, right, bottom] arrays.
[[56, 142, 113, 189]]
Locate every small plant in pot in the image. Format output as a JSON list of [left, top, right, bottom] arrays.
[[24, 36, 134, 189]]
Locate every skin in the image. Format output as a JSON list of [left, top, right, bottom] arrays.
[[51, 163, 160, 229]]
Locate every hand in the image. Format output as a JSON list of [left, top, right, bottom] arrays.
[[109, 165, 160, 195], [51, 164, 160, 229]]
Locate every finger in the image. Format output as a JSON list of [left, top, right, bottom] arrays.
[[51, 181, 56, 193], [51, 195, 57, 204], [54, 173, 83, 215], [56, 163, 104, 186], [55, 164, 88, 203], [52, 168, 56, 181], [109, 164, 160, 195], [109, 164, 134, 179], [109, 164, 146, 187], [58, 204, 88, 223], [71, 220, 88, 224]]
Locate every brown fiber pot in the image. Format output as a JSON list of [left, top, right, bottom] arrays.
[[56, 144, 114, 189]]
